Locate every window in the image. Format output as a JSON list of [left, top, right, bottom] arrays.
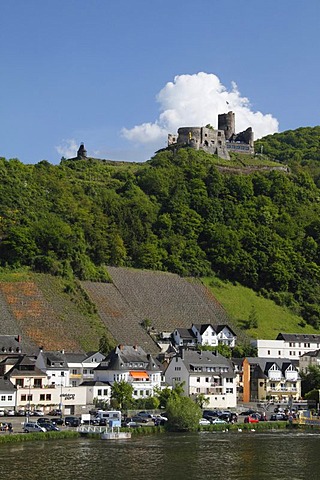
[[72, 381, 77, 387], [90, 370, 94, 375], [83, 369, 88, 374], [61, 372, 65, 377], [205, 377, 210, 383], [27, 395, 32, 401], [8, 395, 12, 401], [175, 366, 181, 371], [267, 350, 271, 355], [1, 395, 5, 401], [226, 388, 233, 394], [16, 379, 24, 387], [103, 389, 108, 395], [134, 390, 137, 396], [140, 390, 143, 397], [40, 394, 45, 401], [46, 394, 51, 401], [72, 369, 78, 375], [97, 389, 102, 396], [196, 377, 200, 383], [196, 388, 200, 393], [278, 351, 281, 355], [21, 395, 26, 401], [34, 379, 42, 388]]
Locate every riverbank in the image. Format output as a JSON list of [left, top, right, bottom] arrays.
[[0, 421, 316, 445], [0, 430, 79, 444]]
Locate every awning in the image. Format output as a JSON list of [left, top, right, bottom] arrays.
[[129, 371, 149, 379]]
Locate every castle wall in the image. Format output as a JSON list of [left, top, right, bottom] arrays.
[[167, 111, 254, 160]]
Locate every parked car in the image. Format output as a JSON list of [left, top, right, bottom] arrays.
[[130, 415, 149, 424], [23, 422, 46, 433], [6, 410, 15, 416], [0, 422, 8, 431], [49, 409, 62, 416], [52, 417, 64, 425], [64, 416, 80, 427], [210, 418, 227, 425], [219, 411, 238, 423], [239, 409, 257, 416], [244, 415, 259, 424], [270, 413, 288, 421], [136, 411, 154, 420], [40, 422, 60, 431], [37, 417, 52, 425], [0, 410, 6, 416], [33, 409, 44, 416], [199, 418, 211, 426], [203, 410, 221, 420]]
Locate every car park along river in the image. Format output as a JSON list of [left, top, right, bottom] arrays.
[[0, 430, 320, 479]]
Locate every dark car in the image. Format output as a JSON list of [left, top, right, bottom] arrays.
[[203, 410, 221, 420], [239, 409, 257, 416], [49, 409, 62, 416], [219, 411, 238, 423], [130, 415, 149, 424], [64, 416, 80, 427], [40, 422, 60, 431], [37, 417, 52, 426], [270, 413, 288, 421]]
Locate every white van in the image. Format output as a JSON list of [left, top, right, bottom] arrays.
[[23, 422, 46, 433], [95, 410, 121, 427]]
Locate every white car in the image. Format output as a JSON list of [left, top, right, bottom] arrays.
[[199, 418, 211, 425], [0, 410, 6, 416], [210, 418, 227, 425], [33, 410, 44, 416]]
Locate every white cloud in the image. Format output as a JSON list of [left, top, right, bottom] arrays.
[[122, 72, 279, 148], [55, 139, 78, 159]]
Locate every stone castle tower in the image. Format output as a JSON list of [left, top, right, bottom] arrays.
[[218, 111, 235, 141]]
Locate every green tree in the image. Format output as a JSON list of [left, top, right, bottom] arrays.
[[111, 380, 134, 410], [99, 334, 116, 356], [194, 393, 210, 409], [166, 395, 202, 432]]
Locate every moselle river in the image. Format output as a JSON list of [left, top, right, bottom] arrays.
[[1, 430, 320, 480]]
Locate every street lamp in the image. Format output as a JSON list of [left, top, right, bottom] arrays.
[[26, 378, 32, 422]]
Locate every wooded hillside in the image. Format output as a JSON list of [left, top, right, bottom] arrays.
[[1, 127, 320, 331]]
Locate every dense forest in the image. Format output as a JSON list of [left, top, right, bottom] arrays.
[[1, 126, 320, 328]]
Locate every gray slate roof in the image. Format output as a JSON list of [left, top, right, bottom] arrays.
[[276, 333, 320, 342]]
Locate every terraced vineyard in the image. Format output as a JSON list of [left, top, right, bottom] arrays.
[[82, 267, 235, 353], [0, 268, 235, 354]]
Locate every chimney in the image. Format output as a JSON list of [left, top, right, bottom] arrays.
[[15, 335, 21, 343]]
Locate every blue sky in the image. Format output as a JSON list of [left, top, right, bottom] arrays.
[[1, 0, 319, 165]]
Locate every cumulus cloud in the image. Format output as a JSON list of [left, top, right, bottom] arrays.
[[55, 139, 78, 159], [122, 72, 279, 148]]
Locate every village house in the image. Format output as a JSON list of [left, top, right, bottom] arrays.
[[94, 344, 162, 401], [164, 349, 237, 408], [242, 357, 301, 403], [172, 323, 236, 349], [299, 349, 320, 373], [253, 333, 320, 359]]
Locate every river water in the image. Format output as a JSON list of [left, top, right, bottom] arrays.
[[1, 430, 319, 479]]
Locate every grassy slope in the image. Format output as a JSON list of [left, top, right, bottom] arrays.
[[202, 277, 319, 340]]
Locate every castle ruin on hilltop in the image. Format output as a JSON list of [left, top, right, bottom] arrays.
[[168, 111, 254, 160]]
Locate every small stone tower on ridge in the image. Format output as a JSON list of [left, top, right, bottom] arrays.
[[77, 143, 87, 159]]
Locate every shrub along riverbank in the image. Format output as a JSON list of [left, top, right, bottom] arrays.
[[0, 430, 80, 444]]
